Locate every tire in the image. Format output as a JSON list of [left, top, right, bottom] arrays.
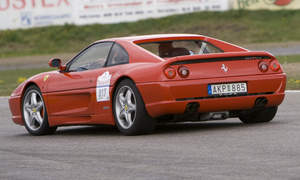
[[113, 79, 156, 135], [239, 106, 278, 124], [22, 85, 57, 135]]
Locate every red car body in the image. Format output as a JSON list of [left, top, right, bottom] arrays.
[[8, 34, 286, 135]]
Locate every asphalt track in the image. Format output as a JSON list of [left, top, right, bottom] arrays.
[[0, 92, 300, 180]]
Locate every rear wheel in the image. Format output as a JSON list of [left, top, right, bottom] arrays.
[[22, 85, 57, 135], [113, 79, 155, 135], [239, 106, 278, 124]]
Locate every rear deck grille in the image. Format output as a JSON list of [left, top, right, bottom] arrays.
[[176, 92, 274, 101]]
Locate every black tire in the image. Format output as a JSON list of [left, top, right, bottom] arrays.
[[22, 85, 57, 135], [239, 106, 278, 124], [113, 79, 156, 135]]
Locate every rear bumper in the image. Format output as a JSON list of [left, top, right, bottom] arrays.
[[137, 73, 286, 117]]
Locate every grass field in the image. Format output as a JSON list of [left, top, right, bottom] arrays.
[[0, 68, 51, 96], [0, 10, 300, 58], [278, 55, 300, 64], [0, 55, 299, 96], [277, 55, 300, 64]]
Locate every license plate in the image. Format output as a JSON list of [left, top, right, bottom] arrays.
[[208, 82, 247, 95]]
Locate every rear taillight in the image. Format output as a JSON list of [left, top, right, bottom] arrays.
[[164, 67, 176, 79], [270, 60, 280, 72], [258, 61, 269, 72], [178, 66, 190, 78]]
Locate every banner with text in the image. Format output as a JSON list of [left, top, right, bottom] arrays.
[[0, 0, 74, 30], [75, 0, 229, 25], [231, 0, 300, 10], [0, 0, 229, 30]]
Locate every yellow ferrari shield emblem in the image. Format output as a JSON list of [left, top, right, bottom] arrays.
[[43, 75, 49, 82]]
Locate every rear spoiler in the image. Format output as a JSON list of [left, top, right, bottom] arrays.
[[164, 51, 275, 66]]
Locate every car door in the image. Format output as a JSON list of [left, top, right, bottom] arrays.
[[45, 42, 114, 124]]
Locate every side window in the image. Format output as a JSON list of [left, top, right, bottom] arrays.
[[68, 42, 113, 72], [106, 43, 129, 66]]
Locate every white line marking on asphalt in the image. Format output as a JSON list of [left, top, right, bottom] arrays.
[[285, 90, 300, 93]]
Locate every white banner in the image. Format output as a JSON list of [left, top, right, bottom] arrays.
[[0, 0, 229, 30], [230, 0, 300, 10], [75, 0, 229, 25], [0, 0, 74, 29]]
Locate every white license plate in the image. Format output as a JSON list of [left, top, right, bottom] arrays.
[[208, 82, 247, 95]]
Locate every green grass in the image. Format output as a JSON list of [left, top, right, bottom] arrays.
[[0, 68, 53, 96], [277, 55, 300, 90], [287, 77, 300, 90], [0, 10, 300, 58], [277, 55, 300, 64], [279, 55, 300, 90]]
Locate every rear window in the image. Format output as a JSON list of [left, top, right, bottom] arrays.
[[137, 40, 223, 58]]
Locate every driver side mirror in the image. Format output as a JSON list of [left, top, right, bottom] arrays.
[[48, 58, 66, 71]]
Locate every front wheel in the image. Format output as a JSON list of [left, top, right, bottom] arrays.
[[239, 106, 278, 124], [113, 79, 155, 135], [22, 85, 57, 135]]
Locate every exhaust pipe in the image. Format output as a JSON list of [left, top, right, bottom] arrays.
[[254, 97, 268, 108], [185, 102, 200, 113]]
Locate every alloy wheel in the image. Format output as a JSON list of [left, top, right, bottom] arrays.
[[23, 90, 45, 131], [115, 86, 137, 129]]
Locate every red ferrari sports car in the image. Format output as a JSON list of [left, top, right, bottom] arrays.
[[8, 34, 286, 135]]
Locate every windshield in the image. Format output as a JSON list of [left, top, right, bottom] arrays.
[[137, 40, 223, 58]]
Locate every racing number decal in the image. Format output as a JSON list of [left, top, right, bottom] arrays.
[[96, 71, 112, 102]]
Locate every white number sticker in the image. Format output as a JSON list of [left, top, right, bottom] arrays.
[[96, 71, 112, 102]]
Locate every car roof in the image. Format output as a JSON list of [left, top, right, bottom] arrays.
[[96, 34, 206, 43]]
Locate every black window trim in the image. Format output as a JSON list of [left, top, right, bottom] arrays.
[[105, 42, 130, 67]]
